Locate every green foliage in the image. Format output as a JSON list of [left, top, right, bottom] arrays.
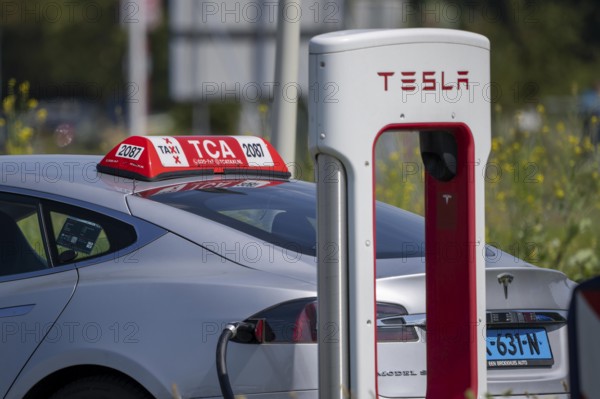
[[486, 105, 600, 281], [0, 79, 46, 154], [406, 0, 600, 103], [376, 133, 425, 216], [1, 0, 126, 98], [1, 0, 599, 282], [375, 108, 600, 282]]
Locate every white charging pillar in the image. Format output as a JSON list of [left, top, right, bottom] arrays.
[[309, 29, 491, 399]]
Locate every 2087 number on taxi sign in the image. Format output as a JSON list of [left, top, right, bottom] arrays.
[[242, 143, 265, 158], [116, 144, 145, 161], [234, 137, 275, 166]]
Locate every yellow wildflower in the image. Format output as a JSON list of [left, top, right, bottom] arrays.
[[536, 104, 545, 114], [556, 121, 566, 133], [18, 127, 33, 141], [3, 95, 15, 113], [536, 173, 544, 183], [491, 138, 500, 152], [0, 118, 4, 127], [555, 188, 565, 199], [18, 81, 30, 95], [526, 195, 534, 204], [36, 108, 47, 122], [567, 135, 578, 145], [27, 99, 38, 109]]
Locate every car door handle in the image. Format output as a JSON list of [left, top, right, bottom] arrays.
[[0, 304, 35, 318]]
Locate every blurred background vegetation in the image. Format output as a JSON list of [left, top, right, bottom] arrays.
[[1, 0, 600, 280]]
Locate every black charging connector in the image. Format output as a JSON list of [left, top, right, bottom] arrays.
[[216, 322, 257, 399], [419, 130, 458, 182]]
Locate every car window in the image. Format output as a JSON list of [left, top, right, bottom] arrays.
[[0, 193, 138, 271], [0, 198, 49, 276], [43, 201, 137, 265], [140, 180, 425, 259], [220, 209, 281, 233], [17, 212, 49, 261], [49, 211, 110, 262]]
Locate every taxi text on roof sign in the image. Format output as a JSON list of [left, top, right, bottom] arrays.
[[97, 135, 290, 181]]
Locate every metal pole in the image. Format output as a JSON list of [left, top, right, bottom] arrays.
[[127, 0, 148, 136], [316, 154, 349, 399], [270, 0, 300, 169]]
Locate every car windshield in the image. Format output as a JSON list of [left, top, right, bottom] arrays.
[[141, 179, 425, 259]]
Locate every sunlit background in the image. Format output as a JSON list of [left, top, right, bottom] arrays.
[[1, 0, 600, 281]]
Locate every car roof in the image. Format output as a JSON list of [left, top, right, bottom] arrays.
[[0, 155, 291, 213]]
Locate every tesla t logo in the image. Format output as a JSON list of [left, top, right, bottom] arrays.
[[442, 194, 452, 204], [377, 71, 469, 91], [497, 273, 515, 300]]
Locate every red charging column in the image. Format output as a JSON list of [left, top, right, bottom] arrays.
[[423, 125, 478, 397], [309, 29, 491, 399]]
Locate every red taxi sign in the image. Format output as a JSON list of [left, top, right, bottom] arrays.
[[97, 135, 290, 181]]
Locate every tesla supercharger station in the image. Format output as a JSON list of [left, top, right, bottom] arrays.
[[308, 29, 490, 399]]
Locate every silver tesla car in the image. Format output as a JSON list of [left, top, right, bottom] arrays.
[[0, 136, 573, 399]]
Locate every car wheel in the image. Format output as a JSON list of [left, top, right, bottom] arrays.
[[50, 375, 152, 399]]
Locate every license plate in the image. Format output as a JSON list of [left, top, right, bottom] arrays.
[[486, 328, 553, 368]]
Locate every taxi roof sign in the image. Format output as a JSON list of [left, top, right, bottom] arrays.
[[98, 135, 290, 181]]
